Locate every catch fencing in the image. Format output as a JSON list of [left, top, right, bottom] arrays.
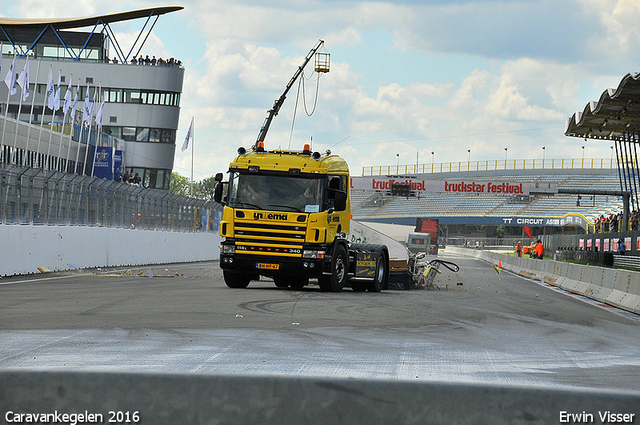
[[0, 164, 221, 231]]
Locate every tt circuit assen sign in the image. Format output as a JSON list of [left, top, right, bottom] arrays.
[[352, 176, 539, 195]]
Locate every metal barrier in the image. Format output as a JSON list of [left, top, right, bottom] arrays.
[[0, 164, 221, 231], [363, 157, 616, 176], [1, 370, 638, 425]]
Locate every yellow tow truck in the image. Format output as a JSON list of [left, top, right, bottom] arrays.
[[214, 40, 389, 292]]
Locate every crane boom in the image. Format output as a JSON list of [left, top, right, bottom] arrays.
[[254, 39, 325, 148]]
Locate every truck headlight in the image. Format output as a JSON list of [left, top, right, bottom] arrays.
[[302, 250, 325, 259], [221, 245, 235, 254]]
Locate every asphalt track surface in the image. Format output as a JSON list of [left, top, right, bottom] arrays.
[[1, 252, 640, 392]]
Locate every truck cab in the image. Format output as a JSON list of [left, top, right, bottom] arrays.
[[215, 143, 389, 292]]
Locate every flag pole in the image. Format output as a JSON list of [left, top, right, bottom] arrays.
[[1, 49, 15, 159], [90, 83, 102, 178], [0, 41, 6, 159], [66, 78, 79, 173], [190, 116, 194, 197], [12, 56, 27, 164], [56, 73, 71, 171], [46, 69, 61, 170], [25, 58, 41, 167], [76, 83, 90, 175], [81, 84, 96, 175], [36, 64, 53, 168]]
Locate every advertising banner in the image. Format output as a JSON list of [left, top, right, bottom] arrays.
[[92, 146, 113, 180], [351, 175, 556, 196], [114, 150, 124, 180]]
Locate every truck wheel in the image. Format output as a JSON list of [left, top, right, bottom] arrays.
[[224, 271, 252, 288], [368, 249, 388, 292], [319, 245, 347, 292]]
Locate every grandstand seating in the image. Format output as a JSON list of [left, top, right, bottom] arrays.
[[351, 167, 626, 225]]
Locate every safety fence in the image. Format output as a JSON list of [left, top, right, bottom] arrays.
[[0, 164, 221, 231], [363, 157, 615, 176]]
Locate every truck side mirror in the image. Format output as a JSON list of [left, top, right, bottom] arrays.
[[334, 190, 347, 211], [214, 172, 224, 182], [214, 182, 225, 204]]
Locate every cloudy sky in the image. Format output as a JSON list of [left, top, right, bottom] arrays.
[[2, 0, 639, 179]]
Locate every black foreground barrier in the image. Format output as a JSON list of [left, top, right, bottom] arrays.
[[1, 370, 639, 425]]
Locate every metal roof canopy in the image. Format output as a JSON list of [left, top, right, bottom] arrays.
[[565, 72, 640, 212], [0, 6, 183, 63], [565, 72, 640, 141]]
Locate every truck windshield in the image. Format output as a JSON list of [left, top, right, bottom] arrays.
[[228, 172, 324, 213]]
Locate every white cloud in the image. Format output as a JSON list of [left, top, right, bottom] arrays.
[[0, 0, 630, 178]]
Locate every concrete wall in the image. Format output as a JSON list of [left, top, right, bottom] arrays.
[[1, 370, 638, 425], [447, 246, 640, 314], [0, 225, 222, 276]]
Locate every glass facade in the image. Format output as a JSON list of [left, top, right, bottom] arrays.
[[127, 167, 171, 190], [102, 126, 175, 144]]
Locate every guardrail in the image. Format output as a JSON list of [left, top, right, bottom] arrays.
[[0, 163, 221, 231], [363, 157, 615, 176], [447, 246, 640, 314]]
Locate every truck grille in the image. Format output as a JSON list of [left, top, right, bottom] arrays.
[[233, 220, 306, 256]]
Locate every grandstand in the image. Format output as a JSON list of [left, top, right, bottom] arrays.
[[351, 164, 624, 235]]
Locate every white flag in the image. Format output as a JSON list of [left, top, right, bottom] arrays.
[[181, 117, 193, 152], [82, 87, 91, 124], [16, 56, 29, 101], [95, 98, 105, 127], [46, 67, 55, 110], [71, 81, 79, 121], [89, 89, 97, 122], [63, 79, 72, 114], [54, 72, 61, 111], [4, 52, 17, 95]]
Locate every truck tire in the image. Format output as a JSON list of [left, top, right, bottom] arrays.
[[368, 249, 389, 292], [224, 271, 252, 288], [319, 244, 347, 292]]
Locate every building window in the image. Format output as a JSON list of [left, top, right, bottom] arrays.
[[122, 127, 136, 141], [126, 167, 171, 189], [136, 128, 149, 142]]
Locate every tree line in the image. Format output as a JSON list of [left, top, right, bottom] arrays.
[[170, 172, 218, 201]]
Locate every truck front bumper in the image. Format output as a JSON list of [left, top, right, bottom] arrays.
[[220, 254, 328, 277]]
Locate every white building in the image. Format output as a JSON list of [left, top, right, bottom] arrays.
[[0, 6, 184, 189]]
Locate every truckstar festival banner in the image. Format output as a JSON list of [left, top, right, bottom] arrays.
[[350, 176, 547, 196]]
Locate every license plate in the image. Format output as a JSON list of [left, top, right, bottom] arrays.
[[256, 263, 279, 270]]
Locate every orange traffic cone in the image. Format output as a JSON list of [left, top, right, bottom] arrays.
[[499, 260, 502, 268]]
